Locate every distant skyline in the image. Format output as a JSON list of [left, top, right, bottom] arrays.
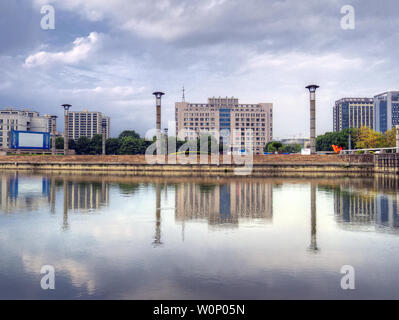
[[1, 0, 399, 138]]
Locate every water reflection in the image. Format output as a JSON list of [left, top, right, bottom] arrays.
[[0, 173, 51, 213], [333, 185, 399, 232], [2, 173, 399, 298], [309, 183, 318, 252], [175, 182, 273, 227]]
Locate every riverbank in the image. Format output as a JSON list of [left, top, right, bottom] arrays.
[[0, 154, 346, 163], [0, 154, 377, 177]]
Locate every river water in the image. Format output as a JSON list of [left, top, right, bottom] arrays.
[[0, 172, 398, 299]]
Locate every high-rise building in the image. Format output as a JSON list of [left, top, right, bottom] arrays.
[[0, 108, 52, 148], [374, 91, 399, 133], [175, 96, 273, 154], [67, 110, 110, 140], [333, 98, 374, 132]]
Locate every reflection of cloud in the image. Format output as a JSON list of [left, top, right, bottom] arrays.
[[22, 254, 96, 294], [24, 32, 102, 68]]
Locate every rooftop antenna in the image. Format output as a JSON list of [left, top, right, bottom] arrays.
[[182, 86, 185, 102]]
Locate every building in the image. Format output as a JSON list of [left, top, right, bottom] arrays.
[[0, 108, 52, 148], [67, 110, 110, 140], [374, 91, 399, 133], [175, 97, 273, 154], [333, 98, 374, 132]]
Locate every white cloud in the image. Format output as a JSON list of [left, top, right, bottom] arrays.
[[70, 85, 145, 98], [244, 52, 367, 72], [24, 32, 102, 68]]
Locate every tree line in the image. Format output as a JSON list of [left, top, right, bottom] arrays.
[[54, 130, 223, 155], [316, 127, 396, 152]]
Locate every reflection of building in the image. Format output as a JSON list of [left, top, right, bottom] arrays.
[[175, 97, 273, 154], [334, 189, 399, 231], [175, 182, 273, 227], [0, 174, 110, 222], [0, 174, 51, 213], [66, 182, 109, 211]]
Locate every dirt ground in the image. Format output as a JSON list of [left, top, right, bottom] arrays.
[[0, 154, 345, 163]]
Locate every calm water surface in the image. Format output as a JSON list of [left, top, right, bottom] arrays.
[[0, 172, 399, 299]]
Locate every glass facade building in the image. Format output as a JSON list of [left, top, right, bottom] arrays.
[[374, 91, 399, 133], [333, 98, 374, 132]]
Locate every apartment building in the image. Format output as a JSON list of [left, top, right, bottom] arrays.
[[0, 108, 52, 148], [175, 97, 273, 154], [67, 110, 110, 140], [333, 98, 374, 132]]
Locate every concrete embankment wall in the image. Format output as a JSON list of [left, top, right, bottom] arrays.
[[0, 161, 375, 177]]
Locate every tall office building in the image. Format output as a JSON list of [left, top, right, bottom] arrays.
[[374, 91, 399, 133], [67, 110, 110, 140], [175, 97, 273, 154], [333, 98, 374, 132], [0, 108, 52, 148]]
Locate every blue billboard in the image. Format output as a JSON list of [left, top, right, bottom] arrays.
[[10, 131, 50, 150]]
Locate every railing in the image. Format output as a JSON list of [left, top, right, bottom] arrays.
[[340, 147, 399, 155]]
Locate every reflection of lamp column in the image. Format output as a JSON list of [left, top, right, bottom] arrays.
[[309, 183, 318, 252], [50, 177, 56, 214], [61, 104, 71, 155], [153, 183, 162, 246], [51, 115, 57, 155], [63, 179, 69, 230], [153, 92, 165, 155], [306, 85, 319, 154]]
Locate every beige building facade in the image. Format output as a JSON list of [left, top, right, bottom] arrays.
[[0, 108, 53, 148], [67, 110, 110, 140], [175, 97, 273, 155]]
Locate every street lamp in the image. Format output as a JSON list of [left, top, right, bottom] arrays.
[[153, 92, 165, 155], [101, 120, 107, 155], [51, 115, 57, 155], [306, 85, 319, 154], [164, 128, 168, 154], [61, 104, 71, 155]]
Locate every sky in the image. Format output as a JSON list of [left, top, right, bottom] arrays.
[[1, 0, 399, 139]]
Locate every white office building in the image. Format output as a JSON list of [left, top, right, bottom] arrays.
[[0, 108, 53, 148]]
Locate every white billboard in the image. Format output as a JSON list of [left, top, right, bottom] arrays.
[[18, 132, 44, 148]]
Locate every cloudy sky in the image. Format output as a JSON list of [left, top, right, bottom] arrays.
[[0, 0, 398, 139]]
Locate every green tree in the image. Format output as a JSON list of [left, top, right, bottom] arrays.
[[119, 136, 146, 154], [68, 139, 76, 151], [281, 144, 302, 154], [265, 141, 283, 153], [90, 134, 103, 154], [75, 136, 91, 155], [106, 138, 121, 155], [55, 137, 64, 149], [384, 127, 396, 148], [316, 128, 358, 151], [53, 137, 76, 151], [355, 127, 385, 149], [119, 130, 141, 140]]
